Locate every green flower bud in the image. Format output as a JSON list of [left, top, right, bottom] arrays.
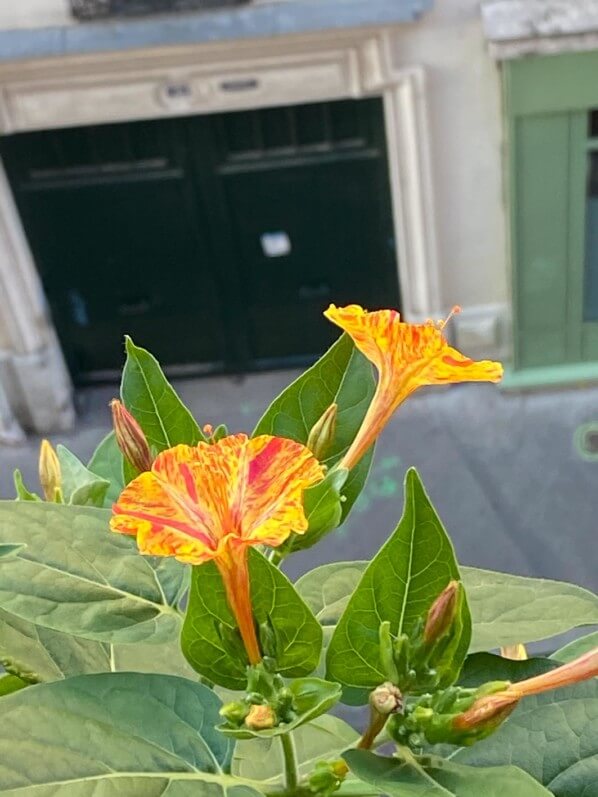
[[307, 403, 338, 460], [219, 701, 249, 726]]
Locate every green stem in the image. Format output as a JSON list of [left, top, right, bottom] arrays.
[[280, 732, 300, 793]]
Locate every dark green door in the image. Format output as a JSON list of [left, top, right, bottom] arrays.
[[1, 98, 399, 381]]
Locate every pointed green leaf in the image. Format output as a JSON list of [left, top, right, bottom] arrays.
[[182, 548, 322, 689], [0, 673, 27, 697], [344, 750, 552, 796], [253, 334, 375, 523], [0, 502, 183, 644], [88, 431, 125, 505], [299, 561, 598, 657], [13, 469, 40, 502], [233, 714, 359, 785], [56, 445, 110, 507], [0, 673, 266, 796], [121, 337, 205, 456], [462, 567, 598, 652], [551, 630, 598, 662], [326, 469, 471, 704], [220, 677, 342, 739], [455, 680, 598, 796], [458, 652, 558, 688], [0, 608, 110, 682]]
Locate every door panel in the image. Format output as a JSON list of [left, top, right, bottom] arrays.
[[221, 154, 397, 362], [2, 121, 225, 378]]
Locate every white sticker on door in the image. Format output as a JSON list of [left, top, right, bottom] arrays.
[[260, 231, 292, 258]]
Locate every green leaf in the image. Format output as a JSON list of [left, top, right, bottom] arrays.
[[284, 469, 348, 554], [326, 469, 471, 704], [221, 677, 342, 739], [551, 630, 598, 662], [458, 652, 558, 688], [455, 680, 598, 796], [462, 566, 598, 652], [233, 714, 359, 785], [344, 750, 552, 796], [112, 638, 199, 679], [0, 672, 265, 796], [121, 337, 204, 456], [253, 333, 376, 523], [56, 444, 110, 507], [0, 502, 183, 644], [300, 561, 598, 658], [13, 470, 40, 502], [88, 431, 125, 505], [0, 673, 27, 696], [182, 548, 322, 689], [0, 608, 110, 682]]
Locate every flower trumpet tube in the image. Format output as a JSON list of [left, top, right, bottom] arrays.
[[324, 305, 503, 471], [454, 647, 598, 733], [110, 433, 324, 665]]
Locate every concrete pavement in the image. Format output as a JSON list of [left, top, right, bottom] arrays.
[[1, 372, 597, 593]]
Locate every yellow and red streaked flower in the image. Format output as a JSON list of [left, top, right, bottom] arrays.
[[111, 433, 324, 664], [324, 304, 504, 470]]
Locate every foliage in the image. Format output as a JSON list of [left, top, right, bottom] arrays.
[[0, 324, 596, 797]]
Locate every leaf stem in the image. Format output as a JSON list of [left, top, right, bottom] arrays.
[[280, 732, 300, 793]]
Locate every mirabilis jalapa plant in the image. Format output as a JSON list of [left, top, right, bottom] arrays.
[[1, 305, 597, 797]]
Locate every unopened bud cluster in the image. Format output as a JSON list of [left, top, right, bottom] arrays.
[[379, 581, 465, 697], [388, 679, 514, 748], [219, 663, 298, 732]]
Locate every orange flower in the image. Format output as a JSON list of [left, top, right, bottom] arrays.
[[324, 305, 503, 470], [111, 433, 324, 664]]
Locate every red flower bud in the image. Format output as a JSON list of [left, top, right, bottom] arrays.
[[424, 581, 460, 645], [452, 692, 519, 733], [110, 400, 152, 473]]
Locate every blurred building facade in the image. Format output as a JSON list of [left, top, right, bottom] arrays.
[[0, 0, 592, 438]]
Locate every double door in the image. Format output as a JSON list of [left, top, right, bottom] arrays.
[[1, 97, 400, 381]]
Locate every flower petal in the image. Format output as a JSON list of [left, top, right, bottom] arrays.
[[236, 435, 325, 546], [111, 434, 324, 562]]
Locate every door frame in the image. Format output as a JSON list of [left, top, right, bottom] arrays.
[[0, 27, 442, 428]]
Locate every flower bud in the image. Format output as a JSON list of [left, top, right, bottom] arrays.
[[110, 400, 153, 473], [245, 704, 277, 730], [307, 403, 338, 460], [452, 692, 519, 735], [219, 701, 249, 726], [500, 643, 527, 660], [370, 682, 403, 715], [38, 440, 62, 502], [308, 760, 348, 796], [423, 581, 460, 646]]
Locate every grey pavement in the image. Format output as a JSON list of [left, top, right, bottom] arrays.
[[1, 372, 597, 594]]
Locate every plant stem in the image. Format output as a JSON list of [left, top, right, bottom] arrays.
[[357, 710, 388, 750], [280, 732, 300, 793]]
